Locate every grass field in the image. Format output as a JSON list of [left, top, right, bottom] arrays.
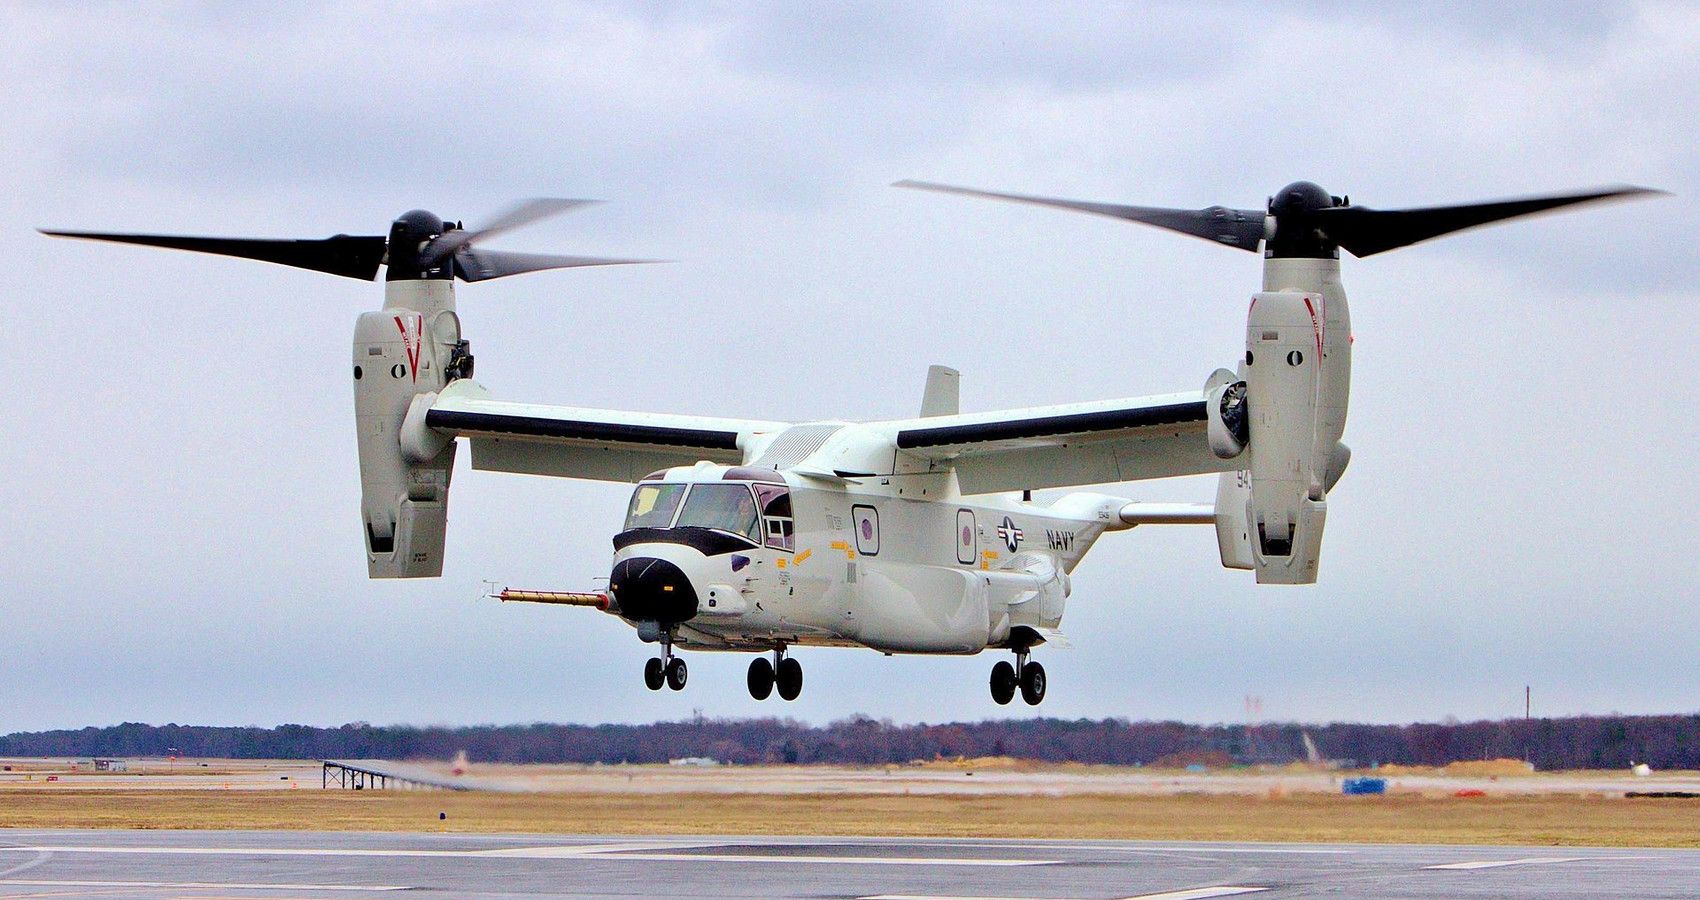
[[1, 788, 1696, 847]]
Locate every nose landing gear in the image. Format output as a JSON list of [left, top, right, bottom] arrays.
[[989, 648, 1045, 706], [749, 647, 803, 701], [645, 636, 688, 692]]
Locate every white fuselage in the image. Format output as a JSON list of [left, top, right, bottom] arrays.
[[607, 427, 1129, 656]]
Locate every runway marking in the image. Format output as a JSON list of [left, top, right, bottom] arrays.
[[601, 852, 1052, 866], [0, 880, 408, 892], [1086, 845, 1348, 855], [2, 846, 454, 859], [475, 841, 696, 857], [1425, 857, 1588, 870], [863, 887, 1266, 900], [862, 896, 1059, 900], [483, 843, 1057, 865], [1122, 889, 1267, 900], [905, 841, 1351, 856], [0, 844, 1055, 867]]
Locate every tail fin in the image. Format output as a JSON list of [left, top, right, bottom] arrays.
[[919, 365, 960, 417]]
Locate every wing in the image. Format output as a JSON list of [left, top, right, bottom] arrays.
[[881, 391, 1234, 493], [425, 380, 787, 483]]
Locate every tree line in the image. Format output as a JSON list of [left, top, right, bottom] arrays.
[[3, 713, 1696, 770]]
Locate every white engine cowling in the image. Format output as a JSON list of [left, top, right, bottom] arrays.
[[352, 280, 468, 578], [1234, 290, 1340, 584]]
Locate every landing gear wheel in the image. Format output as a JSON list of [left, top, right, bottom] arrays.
[[1019, 661, 1046, 706], [665, 657, 688, 691], [775, 657, 804, 701], [990, 660, 1017, 705], [643, 657, 665, 691], [747, 656, 775, 700]]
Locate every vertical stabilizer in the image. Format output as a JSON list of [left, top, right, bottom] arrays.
[[920, 365, 960, 417]]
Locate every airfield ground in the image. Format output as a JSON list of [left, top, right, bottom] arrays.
[[2, 759, 1698, 847], [4, 788, 1700, 847]]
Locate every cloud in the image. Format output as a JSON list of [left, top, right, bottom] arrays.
[[1, 1, 1695, 731]]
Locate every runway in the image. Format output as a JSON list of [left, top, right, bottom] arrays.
[[0, 832, 1696, 898]]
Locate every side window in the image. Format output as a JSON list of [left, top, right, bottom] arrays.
[[956, 509, 976, 565], [756, 485, 794, 551], [852, 504, 879, 557]]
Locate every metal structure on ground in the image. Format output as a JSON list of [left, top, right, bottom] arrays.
[[321, 759, 473, 792]]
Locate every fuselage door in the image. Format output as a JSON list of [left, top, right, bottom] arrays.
[[956, 508, 976, 565]]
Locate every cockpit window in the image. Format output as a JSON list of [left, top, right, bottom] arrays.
[[675, 483, 761, 542], [624, 483, 686, 530]]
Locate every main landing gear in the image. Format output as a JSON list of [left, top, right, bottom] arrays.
[[990, 648, 1045, 706], [748, 647, 803, 701], [644, 640, 687, 692]]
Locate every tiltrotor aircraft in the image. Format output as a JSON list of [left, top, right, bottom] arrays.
[[44, 180, 1654, 706]]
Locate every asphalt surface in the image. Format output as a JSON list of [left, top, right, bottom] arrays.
[[0, 831, 1695, 898]]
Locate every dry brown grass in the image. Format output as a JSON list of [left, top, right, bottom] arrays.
[[1441, 759, 1538, 777], [0, 789, 1695, 847]]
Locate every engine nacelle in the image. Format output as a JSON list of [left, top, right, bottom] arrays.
[[352, 280, 468, 578], [1238, 290, 1337, 583], [1205, 368, 1249, 460]]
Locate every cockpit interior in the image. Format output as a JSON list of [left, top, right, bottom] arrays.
[[621, 471, 794, 551]]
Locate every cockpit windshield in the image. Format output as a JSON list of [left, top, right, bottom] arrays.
[[675, 483, 761, 542], [624, 483, 686, 530]]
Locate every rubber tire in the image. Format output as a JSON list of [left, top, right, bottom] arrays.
[[747, 657, 775, 700], [1019, 660, 1046, 706], [989, 660, 1017, 705], [665, 657, 689, 691], [775, 657, 804, 701], [643, 657, 665, 691]]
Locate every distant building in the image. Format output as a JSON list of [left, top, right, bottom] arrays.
[[91, 758, 128, 772]]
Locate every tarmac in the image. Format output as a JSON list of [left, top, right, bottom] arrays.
[[0, 830, 1696, 898]]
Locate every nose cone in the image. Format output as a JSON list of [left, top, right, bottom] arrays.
[[610, 557, 698, 624], [1269, 181, 1334, 216], [391, 209, 446, 242], [1266, 181, 1343, 260], [385, 209, 452, 282]]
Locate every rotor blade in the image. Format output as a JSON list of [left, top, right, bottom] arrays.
[[1314, 185, 1665, 258], [895, 180, 1268, 251], [38, 230, 388, 280], [423, 198, 598, 266], [453, 247, 659, 282]]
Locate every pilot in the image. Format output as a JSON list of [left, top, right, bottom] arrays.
[[725, 489, 758, 537]]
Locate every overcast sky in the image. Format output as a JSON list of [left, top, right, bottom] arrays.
[[2, 2, 1696, 734]]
